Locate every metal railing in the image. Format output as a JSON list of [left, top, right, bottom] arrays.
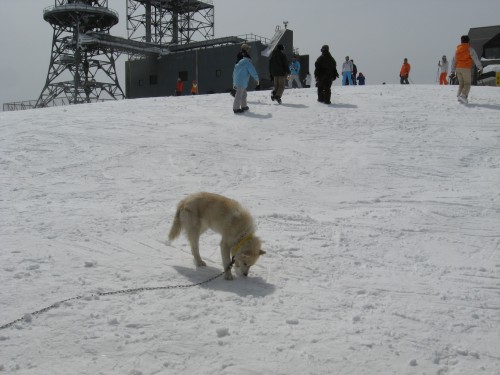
[[238, 33, 270, 45], [43, 3, 119, 19], [3, 100, 39, 112]]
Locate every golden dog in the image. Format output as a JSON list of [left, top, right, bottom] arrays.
[[168, 192, 265, 280]]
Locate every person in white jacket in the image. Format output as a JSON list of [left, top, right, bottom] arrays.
[[342, 56, 353, 85], [438, 55, 449, 85]]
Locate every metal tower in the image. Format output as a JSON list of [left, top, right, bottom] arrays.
[[127, 0, 214, 46], [37, 0, 125, 108]]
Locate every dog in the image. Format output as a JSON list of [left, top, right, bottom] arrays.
[[168, 192, 265, 280]]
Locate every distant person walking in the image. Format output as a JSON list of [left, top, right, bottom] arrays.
[[191, 80, 198, 95], [314, 45, 339, 104], [400, 58, 411, 84], [231, 43, 252, 97], [351, 59, 357, 85], [304, 72, 312, 88], [288, 56, 302, 88], [357, 72, 366, 85], [232, 53, 259, 113], [438, 55, 449, 85], [450, 35, 482, 104], [341, 56, 353, 85], [175, 78, 184, 96], [269, 44, 290, 104]]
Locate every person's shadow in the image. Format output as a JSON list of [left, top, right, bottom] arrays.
[[466, 103, 500, 110], [243, 112, 273, 119], [279, 103, 309, 109], [328, 103, 358, 109]]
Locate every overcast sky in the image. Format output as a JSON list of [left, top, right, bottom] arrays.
[[1, 0, 499, 107]]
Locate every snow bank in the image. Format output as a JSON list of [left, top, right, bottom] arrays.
[[1, 85, 499, 374]]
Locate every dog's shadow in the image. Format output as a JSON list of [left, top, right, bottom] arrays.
[[172, 265, 276, 297]]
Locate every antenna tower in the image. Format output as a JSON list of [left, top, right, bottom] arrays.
[[37, 0, 124, 108], [127, 0, 214, 46]]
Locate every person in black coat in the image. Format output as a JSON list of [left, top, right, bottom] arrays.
[[269, 44, 290, 104], [314, 45, 339, 104]]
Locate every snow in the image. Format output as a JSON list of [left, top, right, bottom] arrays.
[[1, 85, 500, 375]]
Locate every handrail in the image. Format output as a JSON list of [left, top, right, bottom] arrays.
[[43, 3, 119, 19]]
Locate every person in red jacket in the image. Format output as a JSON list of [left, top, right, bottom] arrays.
[[400, 58, 411, 84], [450, 35, 482, 104], [175, 78, 184, 96]]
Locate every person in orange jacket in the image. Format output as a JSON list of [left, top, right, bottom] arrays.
[[191, 80, 198, 95], [450, 35, 482, 104], [400, 58, 411, 84], [175, 78, 184, 96]]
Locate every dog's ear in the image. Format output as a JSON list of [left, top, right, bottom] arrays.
[[259, 250, 266, 255]]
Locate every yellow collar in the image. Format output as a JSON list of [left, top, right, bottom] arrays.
[[232, 233, 253, 255]]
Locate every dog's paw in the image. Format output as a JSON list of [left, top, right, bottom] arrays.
[[224, 272, 234, 281], [195, 259, 207, 267]]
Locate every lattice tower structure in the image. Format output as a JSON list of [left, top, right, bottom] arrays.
[[127, 0, 214, 48], [37, 0, 125, 108]]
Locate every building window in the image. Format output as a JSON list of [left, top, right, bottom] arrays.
[[138, 79, 143, 87], [484, 47, 500, 59], [216, 69, 222, 77], [178, 71, 188, 81], [150, 75, 158, 85]]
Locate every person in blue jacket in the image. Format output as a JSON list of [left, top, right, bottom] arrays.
[[232, 54, 259, 113], [288, 56, 302, 88], [356, 72, 366, 85]]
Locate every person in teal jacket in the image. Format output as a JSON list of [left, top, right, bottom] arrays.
[[288, 56, 302, 88], [232, 56, 259, 113]]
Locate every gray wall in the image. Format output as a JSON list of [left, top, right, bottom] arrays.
[[125, 29, 308, 98]]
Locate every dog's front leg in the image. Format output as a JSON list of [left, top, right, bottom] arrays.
[[220, 242, 233, 280]]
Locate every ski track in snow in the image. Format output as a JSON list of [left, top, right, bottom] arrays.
[[1, 85, 500, 374]]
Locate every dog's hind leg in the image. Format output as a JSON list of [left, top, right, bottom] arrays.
[[186, 229, 206, 267], [179, 208, 206, 267]]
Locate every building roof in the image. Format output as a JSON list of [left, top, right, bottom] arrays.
[[468, 25, 500, 57]]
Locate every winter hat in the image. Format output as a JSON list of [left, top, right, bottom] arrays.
[[461, 35, 470, 43], [241, 43, 250, 51], [321, 45, 329, 52], [277, 44, 284, 51]]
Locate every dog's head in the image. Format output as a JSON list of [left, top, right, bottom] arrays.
[[234, 236, 266, 277]]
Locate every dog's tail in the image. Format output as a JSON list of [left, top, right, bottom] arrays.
[[168, 206, 182, 241]]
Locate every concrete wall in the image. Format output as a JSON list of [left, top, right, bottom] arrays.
[[125, 29, 309, 98]]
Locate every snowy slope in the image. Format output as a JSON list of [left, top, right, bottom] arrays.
[[1, 85, 499, 375]]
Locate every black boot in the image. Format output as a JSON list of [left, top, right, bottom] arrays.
[[317, 88, 324, 103]]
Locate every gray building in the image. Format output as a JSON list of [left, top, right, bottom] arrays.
[[468, 25, 500, 63], [125, 28, 309, 98], [468, 25, 500, 86]]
